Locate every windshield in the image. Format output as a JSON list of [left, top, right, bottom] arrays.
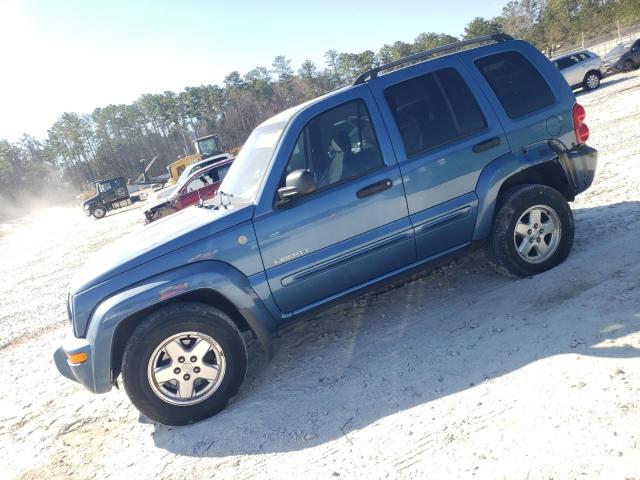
[[98, 181, 113, 194], [175, 165, 195, 187], [176, 160, 211, 186], [196, 137, 220, 158], [217, 121, 286, 202], [605, 43, 631, 58]]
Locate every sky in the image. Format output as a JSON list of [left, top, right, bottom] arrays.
[[0, 0, 506, 142]]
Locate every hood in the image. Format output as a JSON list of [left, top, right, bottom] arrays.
[[603, 45, 631, 62], [149, 185, 178, 203], [82, 194, 99, 207], [145, 197, 172, 212], [70, 203, 254, 293]]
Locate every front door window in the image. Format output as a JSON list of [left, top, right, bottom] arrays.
[[283, 99, 383, 193]]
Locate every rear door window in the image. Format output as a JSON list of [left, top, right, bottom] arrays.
[[475, 51, 555, 119], [384, 67, 486, 157]]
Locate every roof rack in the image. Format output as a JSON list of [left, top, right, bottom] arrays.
[[352, 33, 514, 85]]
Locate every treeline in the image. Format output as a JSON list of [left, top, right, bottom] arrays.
[[1, 0, 638, 203]]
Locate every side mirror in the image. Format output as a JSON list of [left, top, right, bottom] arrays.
[[277, 169, 316, 205]]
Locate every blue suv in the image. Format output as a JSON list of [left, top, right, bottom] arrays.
[[55, 35, 597, 425]]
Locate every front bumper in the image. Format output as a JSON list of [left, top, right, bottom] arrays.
[[54, 333, 102, 393], [603, 62, 623, 75], [559, 144, 598, 195]]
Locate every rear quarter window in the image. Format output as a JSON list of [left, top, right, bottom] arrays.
[[475, 51, 555, 119]]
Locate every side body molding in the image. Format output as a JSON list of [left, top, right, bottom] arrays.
[[86, 261, 277, 393]]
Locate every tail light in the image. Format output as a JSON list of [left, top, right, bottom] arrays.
[[572, 103, 589, 145]]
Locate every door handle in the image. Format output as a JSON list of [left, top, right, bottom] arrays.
[[472, 136, 501, 153], [356, 179, 392, 199]]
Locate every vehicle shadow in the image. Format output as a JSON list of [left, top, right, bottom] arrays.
[[151, 201, 640, 457], [97, 203, 144, 219], [575, 74, 634, 96]]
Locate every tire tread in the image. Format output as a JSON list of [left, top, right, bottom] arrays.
[[485, 184, 574, 278], [121, 302, 247, 425]]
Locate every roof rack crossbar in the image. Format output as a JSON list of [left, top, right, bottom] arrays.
[[352, 33, 513, 85]]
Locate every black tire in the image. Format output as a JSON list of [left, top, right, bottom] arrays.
[[143, 209, 157, 224], [623, 60, 634, 72], [485, 184, 574, 278], [582, 70, 600, 90], [121, 302, 247, 425], [92, 205, 106, 219]]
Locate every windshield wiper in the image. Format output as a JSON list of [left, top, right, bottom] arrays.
[[196, 190, 233, 210]]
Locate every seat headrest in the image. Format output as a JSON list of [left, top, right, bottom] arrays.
[[330, 130, 351, 153]]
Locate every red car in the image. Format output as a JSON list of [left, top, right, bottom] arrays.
[[144, 157, 233, 222]]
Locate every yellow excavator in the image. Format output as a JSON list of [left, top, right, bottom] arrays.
[[167, 134, 224, 184]]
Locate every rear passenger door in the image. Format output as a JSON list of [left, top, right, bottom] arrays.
[[369, 56, 509, 259], [563, 55, 582, 86], [577, 52, 595, 78]]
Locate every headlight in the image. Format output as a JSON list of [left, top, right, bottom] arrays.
[[84, 204, 90, 209]]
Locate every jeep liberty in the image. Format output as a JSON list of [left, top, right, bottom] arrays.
[[55, 35, 597, 425]]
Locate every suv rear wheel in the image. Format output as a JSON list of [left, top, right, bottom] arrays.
[[582, 71, 600, 90], [121, 302, 247, 425], [486, 184, 574, 278]]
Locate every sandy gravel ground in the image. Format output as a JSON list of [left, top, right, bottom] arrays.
[[1, 70, 640, 480]]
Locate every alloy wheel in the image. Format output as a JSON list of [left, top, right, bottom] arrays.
[[586, 73, 599, 89], [147, 331, 226, 406], [513, 205, 562, 264]]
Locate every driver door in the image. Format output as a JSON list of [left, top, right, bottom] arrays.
[[176, 171, 213, 208], [253, 89, 415, 315], [98, 181, 117, 204]]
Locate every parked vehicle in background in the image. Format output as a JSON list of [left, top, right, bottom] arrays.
[[194, 134, 223, 160], [151, 154, 234, 204], [143, 157, 234, 223], [166, 134, 225, 185], [602, 39, 640, 74], [82, 177, 137, 219], [56, 34, 598, 425], [174, 154, 234, 187], [166, 153, 200, 185], [551, 50, 603, 90]]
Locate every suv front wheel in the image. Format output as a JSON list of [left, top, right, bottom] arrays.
[[121, 302, 248, 425], [92, 204, 107, 219], [486, 184, 574, 278]]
